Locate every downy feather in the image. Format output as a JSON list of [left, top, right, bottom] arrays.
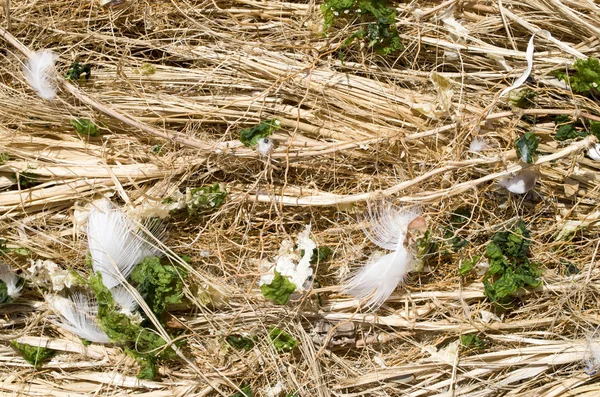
[[342, 203, 420, 309], [499, 169, 538, 194], [46, 293, 110, 343], [87, 199, 165, 289], [0, 262, 22, 299], [23, 50, 57, 100], [110, 285, 139, 313]]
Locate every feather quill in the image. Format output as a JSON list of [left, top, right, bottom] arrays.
[[342, 203, 421, 309], [87, 199, 165, 289], [0, 262, 22, 299], [23, 50, 58, 100], [46, 293, 110, 343]]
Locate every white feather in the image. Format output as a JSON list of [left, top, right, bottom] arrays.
[[585, 327, 600, 375], [499, 169, 538, 194], [46, 293, 110, 344], [257, 138, 275, 155], [587, 143, 600, 161], [87, 199, 165, 289], [342, 203, 419, 309], [469, 138, 488, 153], [110, 285, 139, 313], [0, 262, 22, 299], [23, 50, 58, 100]]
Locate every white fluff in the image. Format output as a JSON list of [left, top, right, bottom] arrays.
[[46, 293, 110, 344], [257, 138, 275, 156], [469, 138, 488, 153], [587, 143, 600, 161], [0, 263, 22, 299], [23, 50, 57, 100], [259, 224, 316, 291], [499, 169, 538, 194], [87, 199, 165, 289], [585, 328, 600, 375], [342, 203, 420, 309]]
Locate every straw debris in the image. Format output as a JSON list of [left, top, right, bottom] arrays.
[[1, 0, 600, 395]]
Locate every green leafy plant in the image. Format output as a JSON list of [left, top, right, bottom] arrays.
[[515, 131, 539, 164], [70, 118, 99, 137], [0, 152, 8, 165], [187, 184, 227, 216], [89, 273, 175, 379], [553, 115, 600, 142], [17, 171, 38, 188], [557, 57, 600, 95], [130, 256, 187, 317], [483, 220, 542, 305], [11, 341, 57, 368], [269, 326, 298, 353], [226, 334, 256, 351], [458, 255, 480, 276], [508, 88, 536, 108], [309, 246, 333, 265], [260, 270, 296, 305], [66, 62, 92, 81], [322, 0, 402, 56], [461, 334, 488, 350], [343, 17, 402, 56], [239, 119, 280, 147]]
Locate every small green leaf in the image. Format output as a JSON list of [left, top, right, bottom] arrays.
[[186, 184, 227, 216], [140, 63, 157, 75], [554, 115, 578, 141], [309, 246, 333, 265], [9, 247, 30, 256], [239, 119, 280, 147], [461, 334, 487, 349], [0, 152, 8, 165], [269, 326, 298, 353], [66, 62, 92, 81], [11, 341, 57, 368], [515, 132, 539, 164], [458, 255, 480, 276], [260, 270, 296, 305], [0, 280, 11, 304], [226, 334, 256, 351], [508, 88, 536, 108], [70, 118, 99, 137], [17, 171, 38, 188]]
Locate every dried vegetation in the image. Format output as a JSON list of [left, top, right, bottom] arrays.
[[1, 0, 600, 396]]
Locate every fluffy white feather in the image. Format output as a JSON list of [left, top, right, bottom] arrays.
[[342, 203, 420, 309], [469, 138, 488, 153], [23, 50, 57, 100], [0, 262, 22, 299], [585, 328, 600, 375], [87, 199, 165, 289], [46, 293, 110, 343], [499, 169, 538, 194], [110, 285, 139, 313], [257, 137, 275, 156]]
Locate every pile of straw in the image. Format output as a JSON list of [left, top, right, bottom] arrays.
[[1, 0, 600, 395]]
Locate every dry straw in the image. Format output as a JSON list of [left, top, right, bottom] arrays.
[[1, 0, 600, 396]]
